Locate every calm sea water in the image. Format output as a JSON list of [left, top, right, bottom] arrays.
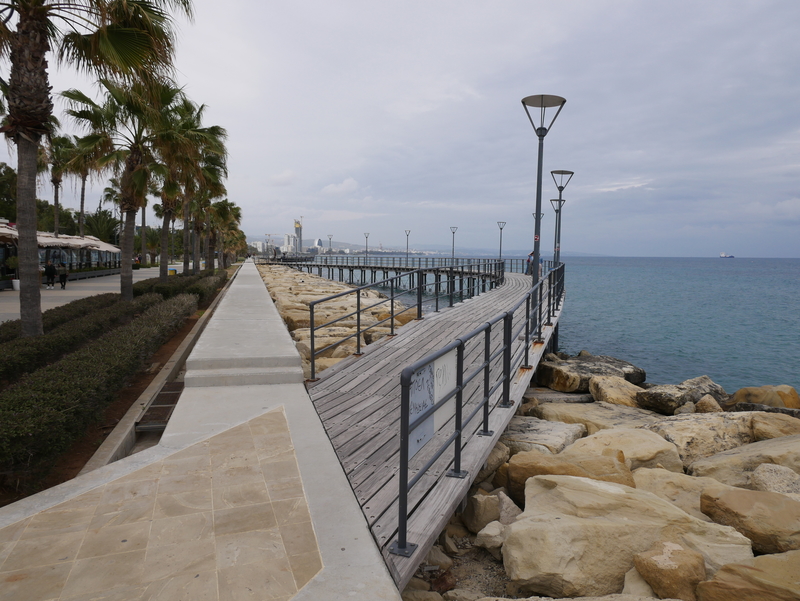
[[557, 257, 800, 393]]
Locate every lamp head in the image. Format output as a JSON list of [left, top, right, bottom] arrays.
[[551, 170, 574, 193], [521, 95, 566, 137]]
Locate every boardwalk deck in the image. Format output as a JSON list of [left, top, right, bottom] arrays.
[[306, 272, 564, 589]]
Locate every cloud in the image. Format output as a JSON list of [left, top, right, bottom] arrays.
[[270, 170, 297, 186], [321, 177, 359, 195]]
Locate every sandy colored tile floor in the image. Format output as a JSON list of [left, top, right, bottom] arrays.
[[0, 408, 322, 601]]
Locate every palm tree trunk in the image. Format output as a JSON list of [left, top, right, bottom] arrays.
[[193, 222, 201, 274], [79, 174, 86, 237], [53, 182, 60, 237], [182, 201, 191, 275], [120, 209, 136, 301], [159, 211, 171, 281], [141, 206, 147, 266], [206, 229, 214, 270], [17, 136, 43, 337]]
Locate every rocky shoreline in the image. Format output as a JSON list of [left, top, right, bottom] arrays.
[[405, 351, 800, 601]]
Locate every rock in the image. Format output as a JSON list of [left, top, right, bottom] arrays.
[[750, 463, 800, 495], [674, 402, 696, 415], [533, 401, 660, 435], [475, 521, 506, 561], [501, 475, 752, 597], [560, 428, 683, 473], [479, 597, 683, 601], [622, 567, 655, 597], [536, 352, 646, 392], [589, 375, 643, 407], [633, 541, 706, 601], [405, 577, 431, 591], [751, 412, 800, 441], [632, 468, 725, 522], [442, 589, 484, 601], [525, 386, 594, 404], [462, 493, 501, 534], [442, 533, 460, 555], [727, 403, 800, 419], [476, 442, 511, 482], [689, 434, 800, 488], [696, 395, 723, 413], [729, 385, 800, 410], [496, 448, 635, 506], [636, 376, 728, 415], [516, 400, 540, 416], [402, 591, 444, 601], [700, 486, 800, 553], [499, 416, 586, 456], [431, 570, 458, 594], [695, 549, 800, 601], [425, 545, 454, 571], [647, 413, 754, 468]]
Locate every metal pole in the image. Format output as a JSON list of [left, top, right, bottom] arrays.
[[328, 234, 332, 254], [533, 133, 544, 276], [405, 229, 410, 265], [450, 226, 457, 266], [497, 221, 506, 261], [364, 233, 369, 263]]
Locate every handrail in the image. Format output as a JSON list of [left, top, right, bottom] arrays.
[[389, 263, 565, 556]]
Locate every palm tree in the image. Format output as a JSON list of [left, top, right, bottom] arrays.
[[84, 207, 119, 243], [64, 78, 187, 300], [65, 134, 108, 239], [209, 198, 241, 269], [0, 0, 193, 335], [45, 134, 75, 238]]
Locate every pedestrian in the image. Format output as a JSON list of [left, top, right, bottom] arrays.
[[58, 262, 69, 289], [44, 260, 57, 289], [525, 252, 534, 275]]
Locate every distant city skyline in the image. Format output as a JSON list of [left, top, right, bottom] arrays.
[[2, 1, 799, 258]]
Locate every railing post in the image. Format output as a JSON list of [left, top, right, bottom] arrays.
[[537, 280, 543, 342], [478, 326, 494, 436], [355, 292, 362, 355], [417, 270, 424, 319], [390, 278, 396, 336], [389, 371, 417, 557], [435, 271, 440, 312], [310, 304, 317, 380], [523, 294, 531, 368], [449, 267, 454, 307], [500, 312, 513, 408], [447, 342, 468, 479]]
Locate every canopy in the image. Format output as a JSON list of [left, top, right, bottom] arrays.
[[0, 225, 120, 252]]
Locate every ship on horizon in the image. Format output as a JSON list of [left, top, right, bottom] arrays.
[[720, 252, 735, 258]]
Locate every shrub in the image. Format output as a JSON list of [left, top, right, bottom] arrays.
[[185, 271, 228, 304], [0, 293, 121, 344], [0, 294, 198, 481]]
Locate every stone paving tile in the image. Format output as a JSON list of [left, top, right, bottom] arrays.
[[0, 407, 323, 601]]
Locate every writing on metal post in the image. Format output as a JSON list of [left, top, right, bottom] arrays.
[[407, 348, 458, 460]]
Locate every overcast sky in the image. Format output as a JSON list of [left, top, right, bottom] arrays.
[[5, 0, 800, 257]]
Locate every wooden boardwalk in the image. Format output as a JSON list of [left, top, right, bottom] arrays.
[[306, 272, 563, 589]]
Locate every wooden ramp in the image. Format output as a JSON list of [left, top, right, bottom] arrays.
[[306, 272, 563, 589]]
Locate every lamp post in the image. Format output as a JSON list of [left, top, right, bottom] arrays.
[[364, 233, 369, 261], [450, 227, 458, 265], [550, 170, 573, 264], [405, 229, 411, 264], [327, 234, 332, 254], [521, 94, 566, 280], [497, 221, 506, 260]]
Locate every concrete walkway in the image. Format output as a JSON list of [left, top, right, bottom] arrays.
[[0, 260, 400, 601]]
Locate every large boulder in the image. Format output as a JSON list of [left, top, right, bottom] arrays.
[[476, 441, 511, 483], [499, 416, 586, 456], [689, 434, 800, 488], [751, 412, 800, 440], [589, 375, 643, 407], [633, 541, 706, 601], [461, 490, 521, 534], [560, 428, 683, 473], [700, 486, 800, 554], [750, 463, 800, 497], [533, 401, 659, 435], [696, 549, 800, 601], [636, 376, 728, 415], [501, 475, 752, 598], [632, 468, 726, 522], [728, 385, 800, 410], [646, 413, 753, 468], [494, 448, 635, 506], [536, 351, 646, 393]]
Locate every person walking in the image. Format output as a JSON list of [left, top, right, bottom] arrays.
[[44, 260, 57, 290], [58, 262, 69, 289]]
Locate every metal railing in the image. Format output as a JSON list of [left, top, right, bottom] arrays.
[[389, 263, 565, 557], [305, 261, 505, 379]]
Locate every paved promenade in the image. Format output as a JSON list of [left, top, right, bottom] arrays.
[[0, 260, 400, 600]]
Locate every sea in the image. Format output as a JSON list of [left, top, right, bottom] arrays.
[[555, 256, 800, 394]]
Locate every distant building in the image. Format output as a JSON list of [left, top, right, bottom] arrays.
[[294, 220, 302, 253]]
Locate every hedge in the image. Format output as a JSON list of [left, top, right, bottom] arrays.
[[133, 269, 224, 300], [185, 271, 229, 304], [0, 293, 120, 344], [0, 293, 163, 386], [0, 293, 198, 479]]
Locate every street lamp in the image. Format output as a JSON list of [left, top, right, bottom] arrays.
[[550, 170, 574, 264], [328, 234, 333, 254], [521, 94, 566, 280], [405, 230, 411, 264], [497, 221, 506, 260], [364, 233, 369, 261], [450, 227, 458, 265]]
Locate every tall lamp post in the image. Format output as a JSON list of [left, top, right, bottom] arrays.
[[364, 232, 369, 261], [450, 227, 458, 265], [405, 229, 411, 264], [550, 170, 573, 264], [521, 94, 566, 280], [497, 221, 506, 260], [327, 234, 333, 254]]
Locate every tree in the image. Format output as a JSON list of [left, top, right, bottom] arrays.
[[0, 162, 17, 222], [84, 207, 118, 243], [44, 134, 75, 237], [0, 0, 193, 336], [65, 134, 108, 238]]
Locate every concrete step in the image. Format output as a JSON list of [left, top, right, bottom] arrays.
[[184, 366, 305, 388], [185, 353, 300, 371]]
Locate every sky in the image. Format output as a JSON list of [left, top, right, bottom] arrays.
[[3, 0, 800, 257]]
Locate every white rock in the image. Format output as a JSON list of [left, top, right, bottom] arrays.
[[751, 463, 800, 495], [621, 567, 655, 597], [647, 413, 753, 468], [561, 428, 683, 473], [475, 520, 506, 561], [589, 375, 643, 407], [533, 401, 660, 435], [499, 416, 586, 456], [632, 467, 724, 522]]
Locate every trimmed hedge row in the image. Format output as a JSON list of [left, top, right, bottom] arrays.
[[132, 269, 217, 299], [186, 271, 229, 304], [0, 293, 198, 479], [0, 293, 120, 344], [0, 293, 163, 386]]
